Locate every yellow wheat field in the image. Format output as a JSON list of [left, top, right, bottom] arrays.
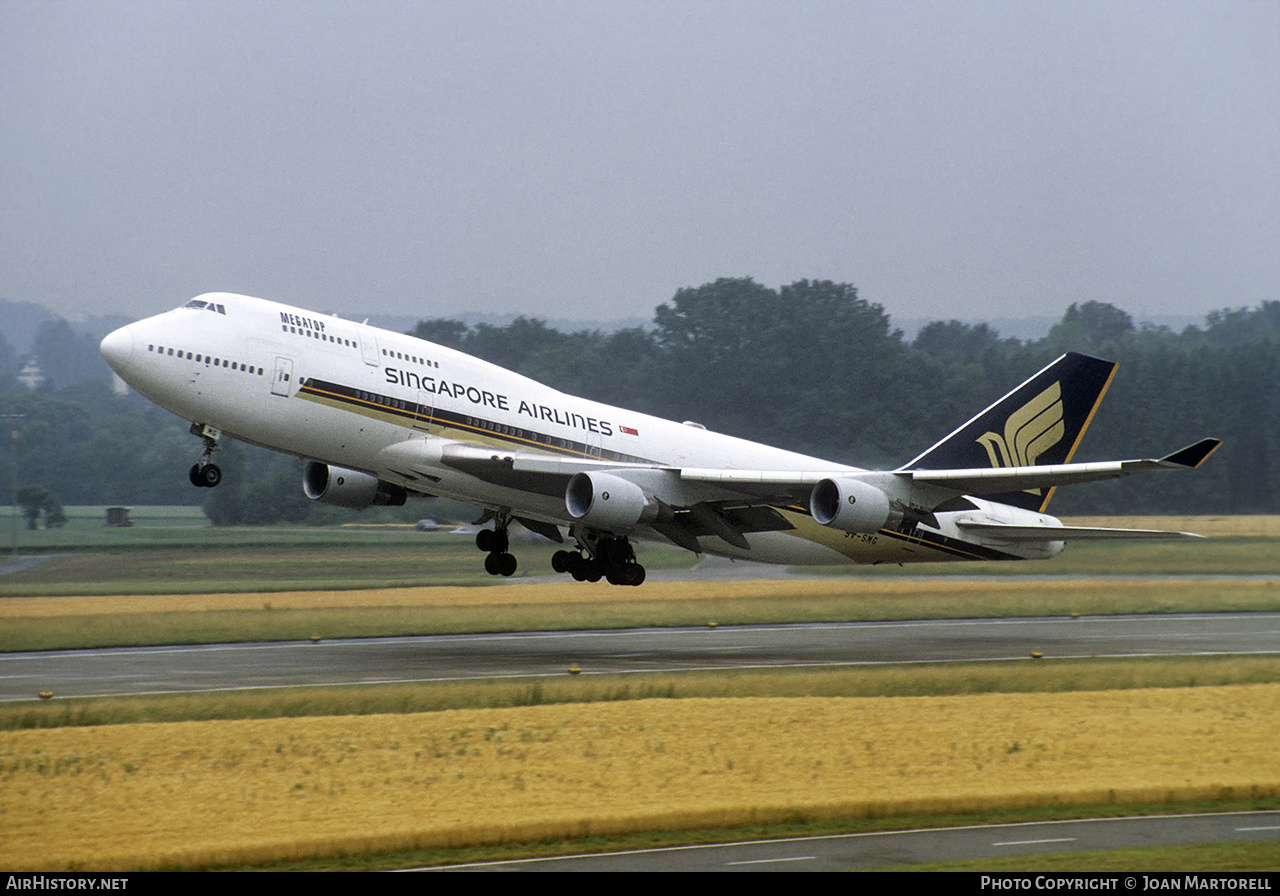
[[4, 576, 1277, 621], [0, 578, 961, 618], [3, 685, 1278, 870]]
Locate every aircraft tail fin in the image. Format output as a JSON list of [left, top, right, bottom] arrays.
[[903, 352, 1118, 512]]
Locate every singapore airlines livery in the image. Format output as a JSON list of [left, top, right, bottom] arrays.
[[101, 293, 1220, 586]]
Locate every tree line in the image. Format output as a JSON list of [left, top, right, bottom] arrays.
[[1, 279, 1276, 522], [410, 280, 1278, 515]]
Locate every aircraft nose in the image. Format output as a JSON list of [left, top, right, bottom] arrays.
[[99, 326, 133, 372]]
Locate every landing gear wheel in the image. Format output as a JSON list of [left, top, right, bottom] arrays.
[[497, 552, 517, 577], [190, 463, 222, 488], [618, 563, 646, 587], [484, 551, 518, 577], [476, 527, 509, 554], [551, 550, 571, 573]]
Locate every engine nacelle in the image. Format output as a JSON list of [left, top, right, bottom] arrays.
[[565, 472, 659, 531], [809, 477, 903, 533], [303, 462, 407, 509]]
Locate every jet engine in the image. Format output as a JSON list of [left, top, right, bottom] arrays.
[[565, 472, 660, 531], [303, 462, 407, 509], [809, 477, 904, 533]]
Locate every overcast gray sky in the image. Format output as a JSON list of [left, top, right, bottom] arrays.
[[2, 0, 1277, 327]]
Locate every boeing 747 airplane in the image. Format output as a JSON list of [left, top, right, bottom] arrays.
[[100, 293, 1220, 585]]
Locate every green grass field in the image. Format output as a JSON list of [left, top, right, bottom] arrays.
[[4, 508, 1280, 598]]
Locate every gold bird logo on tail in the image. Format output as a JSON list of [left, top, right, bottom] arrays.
[[975, 381, 1065, 486]]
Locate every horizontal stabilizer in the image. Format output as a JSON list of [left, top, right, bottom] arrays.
[[956, 521, 1206, 541]]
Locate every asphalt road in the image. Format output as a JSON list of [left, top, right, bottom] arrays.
[[2, 612, 1277, 701]]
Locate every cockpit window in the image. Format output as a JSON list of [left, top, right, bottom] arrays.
[[182, 300, 227, 314]]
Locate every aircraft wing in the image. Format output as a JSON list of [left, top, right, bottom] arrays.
[[899, 439, 1222, 496], [381, 435, 1223, 551], [675, 439, 1222, 504], [427, 438, 1222, 509]]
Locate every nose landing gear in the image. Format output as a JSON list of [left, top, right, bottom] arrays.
[[188, 424, 223, 488]]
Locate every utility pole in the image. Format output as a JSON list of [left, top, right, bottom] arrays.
[[2, 414, 23, 558]]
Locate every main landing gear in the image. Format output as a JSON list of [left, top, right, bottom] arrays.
[[476, 519, 518, 577], [472, 518, 646, 586], [188, 424, 223, 488], [552, 534, 646, 587]]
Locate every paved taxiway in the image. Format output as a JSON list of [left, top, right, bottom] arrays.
[[3, 612, 1277, 701]]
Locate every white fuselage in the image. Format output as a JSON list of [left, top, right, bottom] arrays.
[[101, 293, 1060, 566]]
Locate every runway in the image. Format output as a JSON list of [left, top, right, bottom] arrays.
[[3, 612, 1277, 701], [427, 811, 1280, 871]]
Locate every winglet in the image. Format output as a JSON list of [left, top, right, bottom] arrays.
[[1160, 438, 1222, 469]]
